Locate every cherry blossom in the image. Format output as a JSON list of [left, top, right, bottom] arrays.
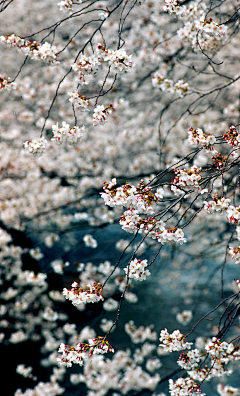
[[51, 122, 84, 145], [23, 137, 48, 157], [57, 336, 114, 367], [93, 104, 114, 126], [124, 258, 151, 281], [0, 74, 16, 91], [159, 329, 193, 352], [63, 282, 104, 306]]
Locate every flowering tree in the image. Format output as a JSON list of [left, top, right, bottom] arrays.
[[0, 0, 240, 395]]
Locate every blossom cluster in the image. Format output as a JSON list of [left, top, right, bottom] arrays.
[[68, 91, 90, 111], [83, 234, 98, 248], [71, 44, 135, 86], [196, 18, 228, 41], [58, 337, 114, 367], [212, 152, 228, 170], [229, 245, 240, 264], [169, 377, 205, 396], [119, 209, 186, 245], [204, 195, 240, 264], [15, 382, 64, 396], [124, 258, 151, 281], [227, 205, 240, 225], [0, 34, 59, 65], [51, 122, 84, 146], [155, 226, 186, 245], [98, 9, 110, 20], [164, 1, 228, 52], [204, 195, 231, 214], [161, 329, 240, 388], [188, 339, 240, 381], [159, 329, 193, 352], [205, 337, 238, 359], [176, 310, 193, 326], [97, 44, 135, 74], [50, 259, 70, 274], [171, 165, 202, 194], [93, 104, 114, 126], [44, 233, 60, 247], [0, 33, 24, 48], [152, 70, 189, 97], [24, 122, 85, 157], [16, 364, 37, 381], [0, 74, 16, 91], [101, 178, 164, 215], [163, 0, 181, 15], [217, 384, 240, 396], [188, 127, 217, 153], [23, 137, 47, 157], [69, 348, 160, 393], [62, 282, 104, 306], [125, 321, 157, 344], [177, 349, 201, 370], [58, 0, 82, 13], [71, 53, 100, 85], [223, 125, 240, 148]]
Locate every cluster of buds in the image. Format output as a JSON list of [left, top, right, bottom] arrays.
[[159, 329, 193, 352], [124, 258, 150, 281], [0, 35, 59, 65], [171, 165, 202, 194], [0, 74, 16, 91], [68, 91, 90, 111], [93, 104, 114, 126], [57, 336, 114, 367], [212, 152, 228, 170], [62, 282, 104, 306], [223, 125, 240, 148], [101, 178, 164, 214], [23, 137, 47, 157], [51, 122, 84, 146], [152, 70, 189, 97], [203, 194, 231, 214], [188, 127, 217, 153]]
